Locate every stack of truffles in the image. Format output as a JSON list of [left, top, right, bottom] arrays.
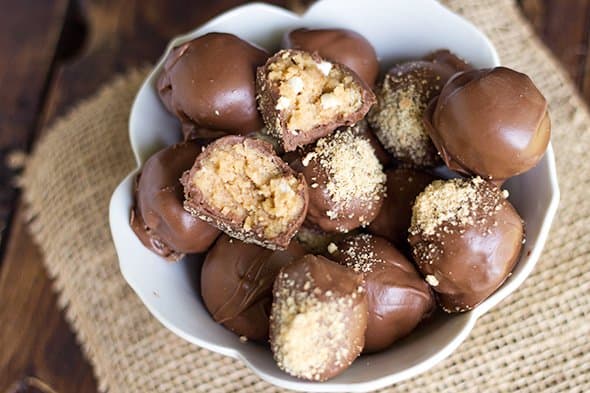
[[131, 28, 550, 381]]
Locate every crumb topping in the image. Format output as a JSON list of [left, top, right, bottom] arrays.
[[271, 270, 364, 381], [368, 70, 440, 166], [312, 127, 386, 223], [338, 234, 379, 273], [425, 274, 439, 286], [410, 177, 503, 237]]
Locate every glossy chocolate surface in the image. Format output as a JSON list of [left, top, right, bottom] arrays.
[[425, 67, 551, 181], [284, 28, 379, 87], [130, 142, 220, 260], [201, 235, 305, 341], [158, 32, 268, 136], [330, 234, 434, 352], [256, 49, 376, 152], [422, 49, 472, 77]]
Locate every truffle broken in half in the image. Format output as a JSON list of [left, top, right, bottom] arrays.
[[409, 177, 524, 312], [270, 254, 368, 381], [292, 126, 386, 233], [182, 135, 308, 250], [257, 49, 376, 151]]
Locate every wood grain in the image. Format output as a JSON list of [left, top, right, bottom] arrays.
[[0, 1, 70, 261], [1, 1, 589, 393], [519, 0, 590, 95]]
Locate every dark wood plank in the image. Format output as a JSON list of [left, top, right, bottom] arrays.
[[0, 211, 97, 393], [519, 0, 590, 89], [0, 0, 70, 260]]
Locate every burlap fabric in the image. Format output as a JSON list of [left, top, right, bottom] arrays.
[[21, 0, 590, 391]]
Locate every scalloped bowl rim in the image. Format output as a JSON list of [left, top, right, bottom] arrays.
[[110, 1, 560, 391]]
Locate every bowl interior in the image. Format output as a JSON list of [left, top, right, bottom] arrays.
[[110, 0, 559, 391]]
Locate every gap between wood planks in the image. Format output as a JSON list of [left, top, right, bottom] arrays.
[[0, 0, 88, 266]]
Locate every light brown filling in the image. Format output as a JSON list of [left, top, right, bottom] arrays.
[[268, 51, 363, 133], [191, 143, 304, 238]]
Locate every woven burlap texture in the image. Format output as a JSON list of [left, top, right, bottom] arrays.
[[21, 0, 589, 392]]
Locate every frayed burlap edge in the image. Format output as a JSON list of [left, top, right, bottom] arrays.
[[21, 1, 590, 392]]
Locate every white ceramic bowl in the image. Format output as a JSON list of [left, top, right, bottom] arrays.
[[109, 0, 560, 391]]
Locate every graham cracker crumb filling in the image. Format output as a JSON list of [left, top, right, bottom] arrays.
[[190, 142, 305, 239], [268, 50, 363, 133]]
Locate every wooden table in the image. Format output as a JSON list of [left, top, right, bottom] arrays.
[[0, 1, 587, 392]]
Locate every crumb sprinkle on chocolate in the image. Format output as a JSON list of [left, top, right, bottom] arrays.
[[270, 267, 365, 381], [313, 127, 386, 223], [338, 233, 379, 273], [410, 177, 503, 237]]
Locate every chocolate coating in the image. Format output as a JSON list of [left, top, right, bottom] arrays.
[[368, 168, 437, 253], [409, 178, 524, 312], [424, 67, 551, 181], [284, 28, 379, 87], [270, 254, 368, 381], [130, 142, 221, 261], [201, 235, 305, 341], [368, 58, 465, 167], [157, 33, 268, 136], [330, 234, 434, 352], [422, 49, 472, 75], [290, 126, 386, 233]]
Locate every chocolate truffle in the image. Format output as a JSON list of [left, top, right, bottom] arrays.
[[368, 168, 437, 253], [329, 234, 434, 352], [283, 28, 379, 87], [424, 67, 551, 182], [256, 49, 376, 151], [201, 235, 305, 341], [368, 56, 467, 167], [182, 135, 308, 250], [292, 126, 386, 233], [270, 255, 368, 381], [157, 33, 268, 137], [409, 177, 524, 312], [130, 142, 221, 261]]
